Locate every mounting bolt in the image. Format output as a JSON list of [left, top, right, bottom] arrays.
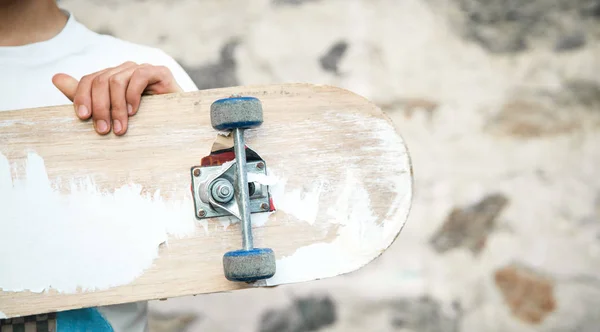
[[260, 203, 269, 211], [256, 162, 264, 170], [198, 209, 206, 217], [193, 168, 201, 177], [220, 186, 231, 196], [211, 178, 234, 203]]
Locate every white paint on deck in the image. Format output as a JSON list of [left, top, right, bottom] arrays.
[[0, 152, 197, 293]]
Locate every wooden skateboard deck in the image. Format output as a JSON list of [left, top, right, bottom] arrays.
[[0, 83, 413, 319]]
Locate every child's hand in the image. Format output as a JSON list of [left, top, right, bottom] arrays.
[[52, 61, 183, 136]]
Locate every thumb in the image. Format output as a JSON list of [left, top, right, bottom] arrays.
[[52, 73, 79, 101]]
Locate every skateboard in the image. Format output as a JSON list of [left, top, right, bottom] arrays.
[[0, 83, 413, 319]]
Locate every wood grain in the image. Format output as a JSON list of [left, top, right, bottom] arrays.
[[0, 83, 412, 318]]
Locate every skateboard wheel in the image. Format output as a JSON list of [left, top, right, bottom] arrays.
[[223, 248, 276, 282], [210, 96, 263, 131]]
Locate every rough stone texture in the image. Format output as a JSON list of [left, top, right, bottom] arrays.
[[390, 296, 462, 332], [380, 98, 440, 120], [485, 98, 582, 138], [57, 0, 600, 331], [319, 41, 348, 75], [179, 39, 240, 90], [557, 79, 600, 109], [494, 264, 556, 324], [542, 281, 600, 332], [272, 0, 321, 5], [430, 0, 600, 53], [484, 80, 600, 138], [259, 295, 337, 332], [429, 193, 509, 254], [554, 31, 587, 52], [147, 311, 199, 332]]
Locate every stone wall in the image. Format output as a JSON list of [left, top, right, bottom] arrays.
[[59, 0, 600, 331]]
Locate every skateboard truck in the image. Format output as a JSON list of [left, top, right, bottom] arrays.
[[190, 96, 276, 283]]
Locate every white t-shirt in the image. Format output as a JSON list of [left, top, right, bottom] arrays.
[[0, 10, 197, 112], [0, 10, 198, 332]]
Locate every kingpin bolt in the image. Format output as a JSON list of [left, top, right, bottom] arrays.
[[211, 179, 235, 203]]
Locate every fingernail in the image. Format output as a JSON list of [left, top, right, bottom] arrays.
[[127, 104, 133, 115], [77, 105, 89, 117], [113, 120, 122, 133], [96, 120, 108, 133]]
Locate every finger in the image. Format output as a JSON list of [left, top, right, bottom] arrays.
[[144, 65, 182, 95], [90, 72, 114, 134], [105, 65, 139, 117], [124, 64, 151, 116], [51, 73, 79, 102], [126, 65, 182, 115], [108, 66, 138, 135], [90, 62, 138, 135], [72, 70, 105, 121]]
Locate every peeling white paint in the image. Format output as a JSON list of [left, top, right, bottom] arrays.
[[250, 212, 272, 227], [265, 167, 411, 286], [0, 151, 197, 294], [198, 219, 209, 234], [264, 112, 412, 286], [0, 149, 329, 294], [219, 217, 236, 231], [268, 175, 324, 225], [218, 211, 273, 231]]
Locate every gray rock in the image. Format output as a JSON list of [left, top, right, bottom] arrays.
[[390, 296, 462, 332], [436, 0, 600, 53], [319, 41, 348, 75], [429, 193, 509, 254], [259, 295, 337, 332], [180, 38, 240, 90], [580, 0, 600, 17], [554, 31, 587, 51], [272, 0, 321, 6], [556, 79, 600, 109], [147, 311, 200, 332], [470, 28, 527, 53]]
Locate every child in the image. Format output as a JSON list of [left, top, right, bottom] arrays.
[[0, 1, 198, 330]]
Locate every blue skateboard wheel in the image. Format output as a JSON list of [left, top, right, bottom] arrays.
[[223, 248, 276, 282], [210, 96, 263, 131]]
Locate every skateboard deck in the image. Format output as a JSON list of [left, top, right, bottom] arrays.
[[0, 83, 413, 319]]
